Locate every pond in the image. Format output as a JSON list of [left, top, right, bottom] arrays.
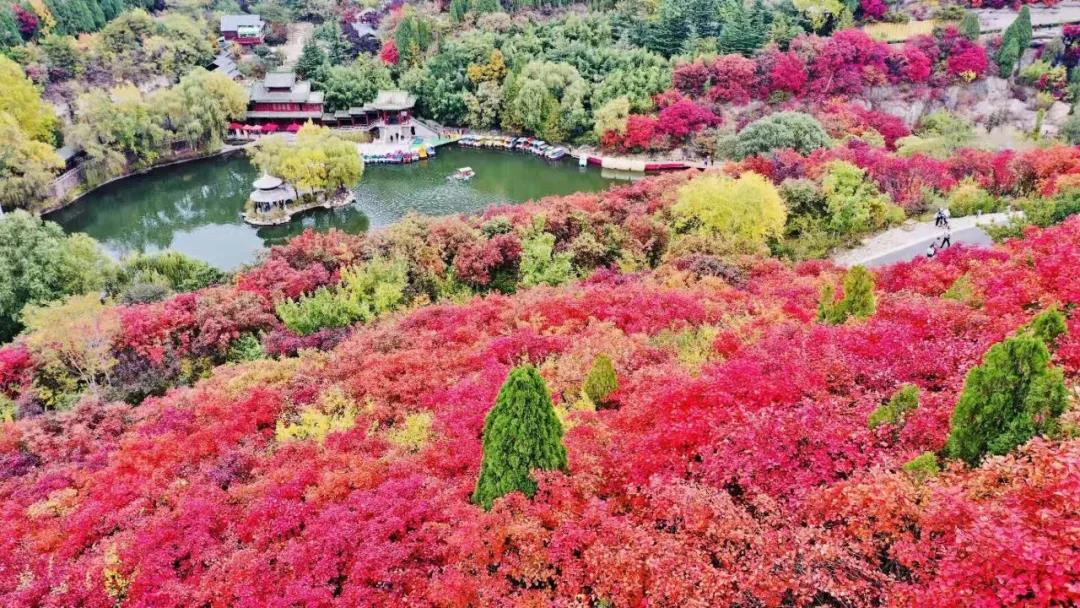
[[48, 146, 619, 270]]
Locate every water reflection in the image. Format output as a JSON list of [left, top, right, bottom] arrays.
[[49, 147, 615, 269]]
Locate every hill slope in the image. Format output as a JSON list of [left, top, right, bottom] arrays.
[[1, 208, 1079, 605]]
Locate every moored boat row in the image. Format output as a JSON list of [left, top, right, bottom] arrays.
[[362, 145, 435, 165], [457, 134, 567, 161]]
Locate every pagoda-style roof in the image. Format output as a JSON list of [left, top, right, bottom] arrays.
[[252, 174, 283, 190], [251, 184, 297, 204], [209, 51, 242, 79], [220, 14, 263, 31], [350, 90, 417, 114], [249, 73, 324, 105], [264, 71, 296, 89]]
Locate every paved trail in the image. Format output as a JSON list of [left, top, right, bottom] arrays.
[[832, 212, 1015, 268]]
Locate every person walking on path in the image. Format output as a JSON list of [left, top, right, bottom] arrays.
[[935, 209, 945, 227], [943, 207, 951, 226], [940, 226, 952, 249]]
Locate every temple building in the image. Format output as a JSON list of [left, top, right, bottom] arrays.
[[245, 71, 325, 125], [220, 14, 264, 46], [322, 90, 438, 142], [208, 50, 242, 80]]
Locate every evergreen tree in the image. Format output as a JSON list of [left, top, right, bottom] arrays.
[[945, 333, 1067, 465], [685, 0, 719, 39], [818, 265, 876, 324], [717, 1, 766, 56], [582, 354, 618, 407], [296, 37, 327, 80], [0, 7, 20, 49], [473, 0, 501, 14], [960, 11, 981, 41], [648, 0, 689, 58], [1016, 5, 1032, 51], [994, 29, 1020, 78], [472, 365, 568, 510], [450, 0, 470, 22], [1023, 306, 1067, 348]]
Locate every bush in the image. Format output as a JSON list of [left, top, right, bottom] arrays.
[[1022, 306, 1067, 349], [868, 384, 920, 429], [822, 161, 903, 235], [1060, 110, 1080, 145], [818, 266, 876, 325], [226, 333, 265, 363], [472, 365, 567, 510], [276, 257, 408, 335], [779, 178, 827, 216], [946, 179, 1001, 216], [582, 354, 618, 407], [960, 11, 981, 41], [902, 452, 940, 481], [672, 172, 788, 253], [520, 231, 574, 288], [945, 333, 1068, 465], [733, 112, 830, 159], [387, 411, 434, 452]]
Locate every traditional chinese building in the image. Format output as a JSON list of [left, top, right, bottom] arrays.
[[245, 71, 325, 125], [321, 90, 437, 142], [220, 14, 264, 46]]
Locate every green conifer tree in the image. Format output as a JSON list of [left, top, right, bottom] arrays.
[[472, 365, 568, 510], [449, 0, 470, 22], [1016, 5, 1032, 51], [1023, 306, 1067, 350], [648, 0, 690, 58], [995, 32, 1020, 77], [945, 334, 1068, 465], [296, 38, 327, 80], [0, 7, 20, 49], [583, 354, 618, 406], [960, 11, 981, 41]]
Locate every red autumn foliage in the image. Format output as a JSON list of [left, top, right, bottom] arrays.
[[1, 184, 1080, 605], [655, 99, 721, 140], [379, 39, 399, 64]]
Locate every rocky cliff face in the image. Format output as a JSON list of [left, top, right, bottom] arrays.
[[865, 77, 1071, 139]]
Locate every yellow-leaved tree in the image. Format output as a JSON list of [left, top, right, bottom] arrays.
[[0, 55, 57, 144], [672, 172, 788, 254], [249, 124, 362, 194]]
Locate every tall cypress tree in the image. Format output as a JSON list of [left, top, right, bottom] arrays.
[[960, 11, 981, 41], [1016, 5, 1032, 51], [472, 365, 568, 510]]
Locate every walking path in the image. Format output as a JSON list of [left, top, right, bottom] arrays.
[[977, 1, 1080, 34], [281, 22, 314, 68], [832, 212, 1016, 268]]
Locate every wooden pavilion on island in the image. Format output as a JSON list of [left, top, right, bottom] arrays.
[[249, 174, 297, 214]]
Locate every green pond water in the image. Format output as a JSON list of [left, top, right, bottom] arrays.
[[49, 146, 620, 269]]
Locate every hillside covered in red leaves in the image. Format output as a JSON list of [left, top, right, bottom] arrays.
[[1, 183, 1079, 605]]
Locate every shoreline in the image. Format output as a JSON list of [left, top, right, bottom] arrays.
[[40, 145, 250, 217]]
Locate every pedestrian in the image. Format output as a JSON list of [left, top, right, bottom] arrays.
[[926, 242, 937, 259], [940, 226, 951, 249], [943, 207, 951, 227], [934, 209, 944, 227]]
